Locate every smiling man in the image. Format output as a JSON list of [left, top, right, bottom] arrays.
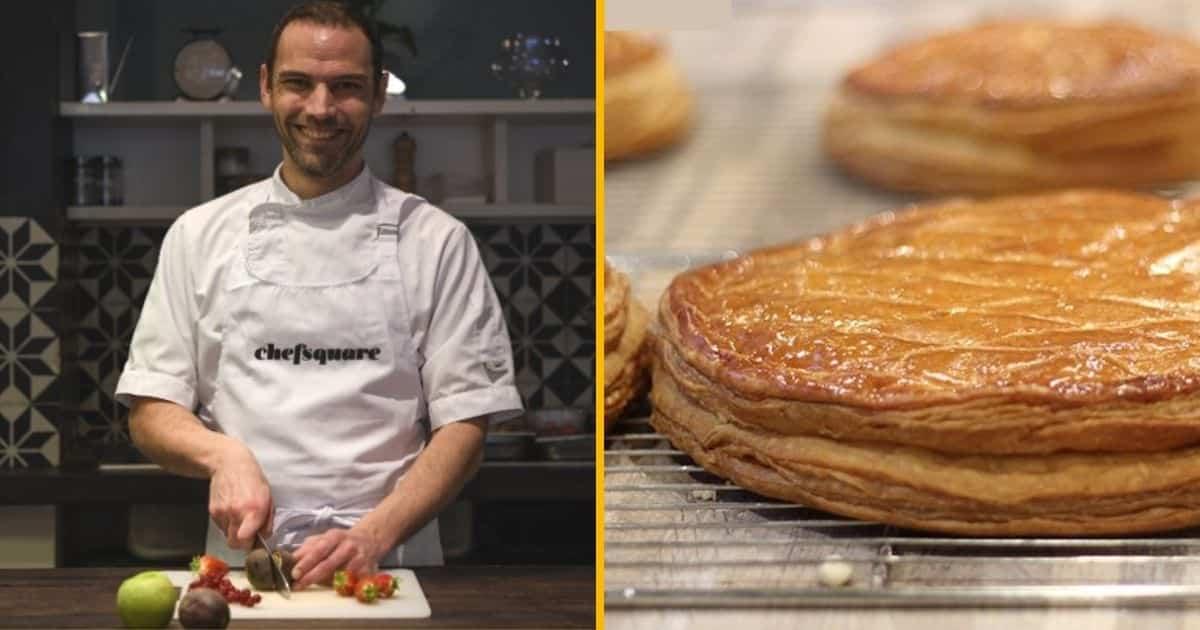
[[265, 11, 378, 194], [116, 1, 522, 589]]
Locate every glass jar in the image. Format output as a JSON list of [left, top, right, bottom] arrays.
[[66, 156, 102, 206], [100, 156, 123, 206]]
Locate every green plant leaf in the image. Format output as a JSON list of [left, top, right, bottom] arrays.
[[376, 22, 418, 56], [341, 0, 418, 57]]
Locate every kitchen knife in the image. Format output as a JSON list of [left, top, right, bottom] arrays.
[[256, 532, 293, 599]]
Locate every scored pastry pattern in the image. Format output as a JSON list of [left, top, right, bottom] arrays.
[[655, 190, 1200, 535]]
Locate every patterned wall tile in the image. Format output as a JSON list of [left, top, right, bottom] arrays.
[[76, 302, 139, 390], [0, 404, 59, 468], [73, 226, 164, 306], [0, 217, 60, 469], [0, 310, 61, 406], [0, 218, 58, 310], [62, 225, 159, 464], [469, 221, 595, 410], [77, 383, 130, 450]]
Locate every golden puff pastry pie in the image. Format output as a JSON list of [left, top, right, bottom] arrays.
[[604, 260, 652, 430], [605, 31, 693, 161], [653, 189, 1200, 535], [823, 20, 1200, 195]]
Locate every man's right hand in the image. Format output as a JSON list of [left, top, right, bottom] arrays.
[[127, 397, 274, 549], [208, 444, 274, 550]]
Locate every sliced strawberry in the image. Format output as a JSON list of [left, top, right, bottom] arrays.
[[189, 554, 230, 579], [355, 579, 379, 603], [371, 573, 397, 598], [333, 569, 358, 597]]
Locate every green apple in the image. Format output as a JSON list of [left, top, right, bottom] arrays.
[[116, 570, 178, 629]]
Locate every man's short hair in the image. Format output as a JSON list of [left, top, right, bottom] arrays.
[[265, 1, 384, 88]]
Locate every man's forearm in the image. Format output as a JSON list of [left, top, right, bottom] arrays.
[[128, 396, 242, 479], [356, 418, 487, 552]]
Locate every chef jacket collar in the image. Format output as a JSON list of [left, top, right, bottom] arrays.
[[267, 162, 375, 214]]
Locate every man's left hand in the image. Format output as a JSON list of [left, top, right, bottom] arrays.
[[289, 525, 386, 590]]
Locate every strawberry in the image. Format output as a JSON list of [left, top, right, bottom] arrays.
[[333, 569, 358, 597], [355, 578, 379, 603], [189, 554, 230, 579], [371, 573, 397, 598]]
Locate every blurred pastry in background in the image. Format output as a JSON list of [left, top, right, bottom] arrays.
[[604, 260, 651, 430], [605, 31, 694, 161], [823, 20, 1200, 195], [652, 189, 1200, 535]]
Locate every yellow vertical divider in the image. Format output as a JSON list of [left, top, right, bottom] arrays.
[[594, 0, 606, 627]]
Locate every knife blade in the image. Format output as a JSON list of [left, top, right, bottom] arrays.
[[256, 532, 293, 599]]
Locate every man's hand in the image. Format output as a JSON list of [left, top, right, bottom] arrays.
[[288, 524, 386, 590], [282, 418, 486, 588], [128, 397, 275, 550], [208, 444, 274, 550]]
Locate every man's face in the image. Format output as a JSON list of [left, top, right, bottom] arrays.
[[260, 21, 385, 181]]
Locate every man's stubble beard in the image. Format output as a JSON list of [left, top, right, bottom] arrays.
[[275, 113, 372, 179]]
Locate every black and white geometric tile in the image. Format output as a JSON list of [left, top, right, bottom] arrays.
[[75, 304, 140, 451], [469, 221, 595, 410], [0, 218, 58, 310], [77, 382, 129, 449], [63, 225, 159, 463], [0, 309, 61, 406], [0, 404, 58, 469], [76, 303, 139, 393], [73, 226, 164, 306], [0, 217, 60, 469]]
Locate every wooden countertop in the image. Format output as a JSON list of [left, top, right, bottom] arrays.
[[0, 566, 594, 628]]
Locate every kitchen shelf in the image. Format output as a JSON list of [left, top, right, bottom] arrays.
[[60, 99, 594, 118], [61, 98, 595, 218], [66, 203, 593, 224]]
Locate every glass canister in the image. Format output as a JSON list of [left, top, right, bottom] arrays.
[[100, 156, 124, 206], [66, 156, 102, 206]]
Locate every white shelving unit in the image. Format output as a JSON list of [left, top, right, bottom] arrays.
[[60, 99, 594, 117], [60, 99, 595, 223], [65, 202, 593, 223]]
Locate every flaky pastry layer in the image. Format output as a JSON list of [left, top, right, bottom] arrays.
[[824, 20, 1200, 193], [651, 357, 1200, 535], [605, 260, 630, 352], [606, 297, 652, 427]]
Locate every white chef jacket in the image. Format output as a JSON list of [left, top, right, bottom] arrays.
[[115, 164, 523, 565]]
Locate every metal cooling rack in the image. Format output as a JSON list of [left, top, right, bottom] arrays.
[[604, 416, 1200, 608]]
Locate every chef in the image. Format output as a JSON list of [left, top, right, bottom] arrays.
[[116, 0, 522, 589]]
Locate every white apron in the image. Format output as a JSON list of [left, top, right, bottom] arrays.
[[203, 181, 442, 567]]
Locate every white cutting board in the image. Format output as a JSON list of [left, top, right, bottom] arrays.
[[164, 569, 431, 619]]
